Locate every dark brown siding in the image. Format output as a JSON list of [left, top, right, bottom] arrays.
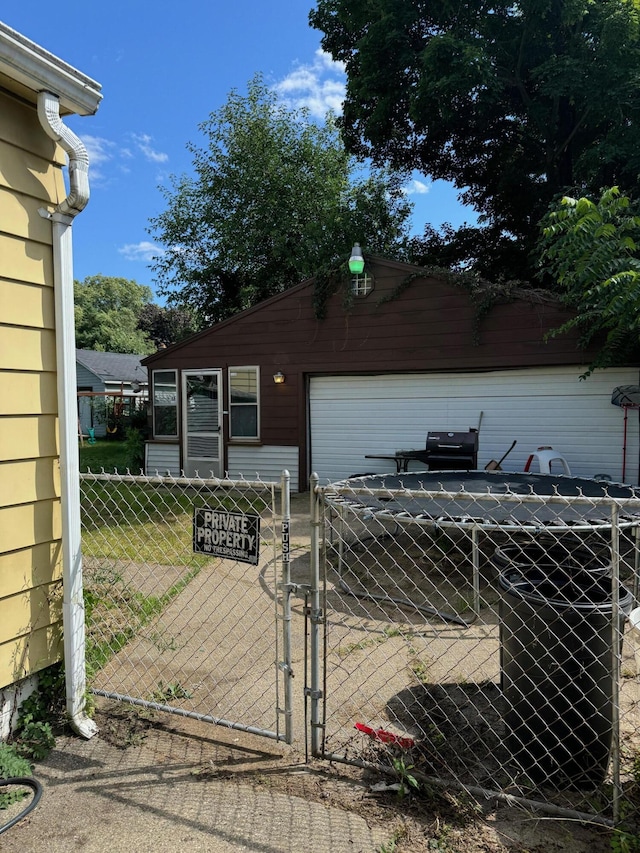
[[144, 259, 604, 483]]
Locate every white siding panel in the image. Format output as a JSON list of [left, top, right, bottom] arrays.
[[145, 442, 181, 477], [310, 366, 640, 485], [227, 446, 299, 491]]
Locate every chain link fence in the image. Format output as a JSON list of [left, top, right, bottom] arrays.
[[79, 471, 292, 742], [312, 471, 640, 829]]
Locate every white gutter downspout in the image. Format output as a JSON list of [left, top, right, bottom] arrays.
[[37, 91, 98, 739]]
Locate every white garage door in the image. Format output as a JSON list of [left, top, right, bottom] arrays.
[[309, 366, 640, 485]]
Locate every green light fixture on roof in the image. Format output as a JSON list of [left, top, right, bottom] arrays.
[[348, 243, 365, 275]]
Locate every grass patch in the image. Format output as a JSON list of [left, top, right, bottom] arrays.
[[79, 439, 129, 473], [80, 480, 270, 563], [85, 563, 203, 673], [80, 477, 274, 676]]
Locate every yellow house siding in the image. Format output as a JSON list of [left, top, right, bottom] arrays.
[[0, 326, 57, 372], [0, 142, 66, 208], [0, 371, 58, 416], [0, 542, 63, 599], [0, 459, 60, 508], [0, 500, 62, 555], [0, 233, 52, 286], [0, 92, 64, 164], [0, 185, 56, 244], [0, 415, 58, 460], [0, 625, 63, 689], [0, 88, 66, 687], [4, 327, 56, 375], [0, 279, 55, 329], [0, 583, 63, 643]]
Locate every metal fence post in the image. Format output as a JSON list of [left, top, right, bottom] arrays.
[[611, 501, 622, 825], [280, 470, 294, 744], [309, 473, 323, 756]]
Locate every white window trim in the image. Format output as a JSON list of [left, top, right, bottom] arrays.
[[351, 271, 374, 296], [228, 365, 260, 441]]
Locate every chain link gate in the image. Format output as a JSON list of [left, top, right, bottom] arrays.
[[79, 470, 294, 743], [307, 473, 640, 832]]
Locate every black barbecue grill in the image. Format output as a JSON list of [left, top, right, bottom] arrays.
[[408, 430, 479, 471], [365, 430, 479, 473]]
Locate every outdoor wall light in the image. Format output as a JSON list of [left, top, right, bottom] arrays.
[[348, 243, 365, 275], [273, 371, 286, 385]]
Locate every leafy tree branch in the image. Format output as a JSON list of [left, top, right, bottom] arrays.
[[537, 186, 640, 375]]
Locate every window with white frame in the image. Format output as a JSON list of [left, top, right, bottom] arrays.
[[229, 366, 259, 439], [152, 370, 178, 437], [350, 271, 374, 296]]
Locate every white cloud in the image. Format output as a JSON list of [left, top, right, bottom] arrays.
[[404, 179, 431, 195], [76, 133, 168, 187], [275, 49, 346, 119], [132, 133, 169, 164], [118, 241, 165, 262], [79, 134, 117, 184]]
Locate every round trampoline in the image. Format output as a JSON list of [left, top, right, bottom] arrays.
[[326, 470, 640, 529], [323, 471, 640, 624]]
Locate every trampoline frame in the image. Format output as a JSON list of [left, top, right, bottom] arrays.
[[324, 472, 640, 620]]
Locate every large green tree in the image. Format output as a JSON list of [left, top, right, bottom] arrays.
[[74, 275, 155, 354], [538, 186, 640, 374], [148, 75, 413, 324], [137, 303, 198, 349], [310, 0, 640, 282]]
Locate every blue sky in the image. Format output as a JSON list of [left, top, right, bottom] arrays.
[[5, 3, 475, 299]]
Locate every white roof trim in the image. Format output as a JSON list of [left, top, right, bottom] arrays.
[[0, 21, 102, 115]]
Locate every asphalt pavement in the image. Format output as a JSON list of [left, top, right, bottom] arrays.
[[0, 710, 388, 853]]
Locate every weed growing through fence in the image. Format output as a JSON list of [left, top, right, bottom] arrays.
[[391, 756, 420, 798], [409, 658, 431, 684], [151, 681, 193, 702], [610, 753, 640, 852], [337, 635, 389, 658], [148, 631, 179, 652], [337, 625, 411, 659]]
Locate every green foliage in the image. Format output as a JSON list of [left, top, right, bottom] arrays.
[[311, 0, 640, 283], [149, 74, 412, 325], [0, 745, 32, 809], [537, 186, 640, 374], [13, 717, 56, 761], [137, 303, 198, 348], [391, 756, 419, 798], [611, 827, 640, 853], [14, 664, 64, 760], [0, 664, 66, 786], [124, 402, 150, 471], [75, 275, 156, 354], [151, 681, 193, 702], [124, 427, 145, 472]]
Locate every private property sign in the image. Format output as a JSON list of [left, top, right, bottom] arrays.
[[193, 507, 261, 565]]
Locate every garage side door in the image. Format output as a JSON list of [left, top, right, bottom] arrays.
[[309, 367, 640, 485]]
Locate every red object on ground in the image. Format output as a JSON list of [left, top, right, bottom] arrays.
[[355, 722, 415, 749]]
